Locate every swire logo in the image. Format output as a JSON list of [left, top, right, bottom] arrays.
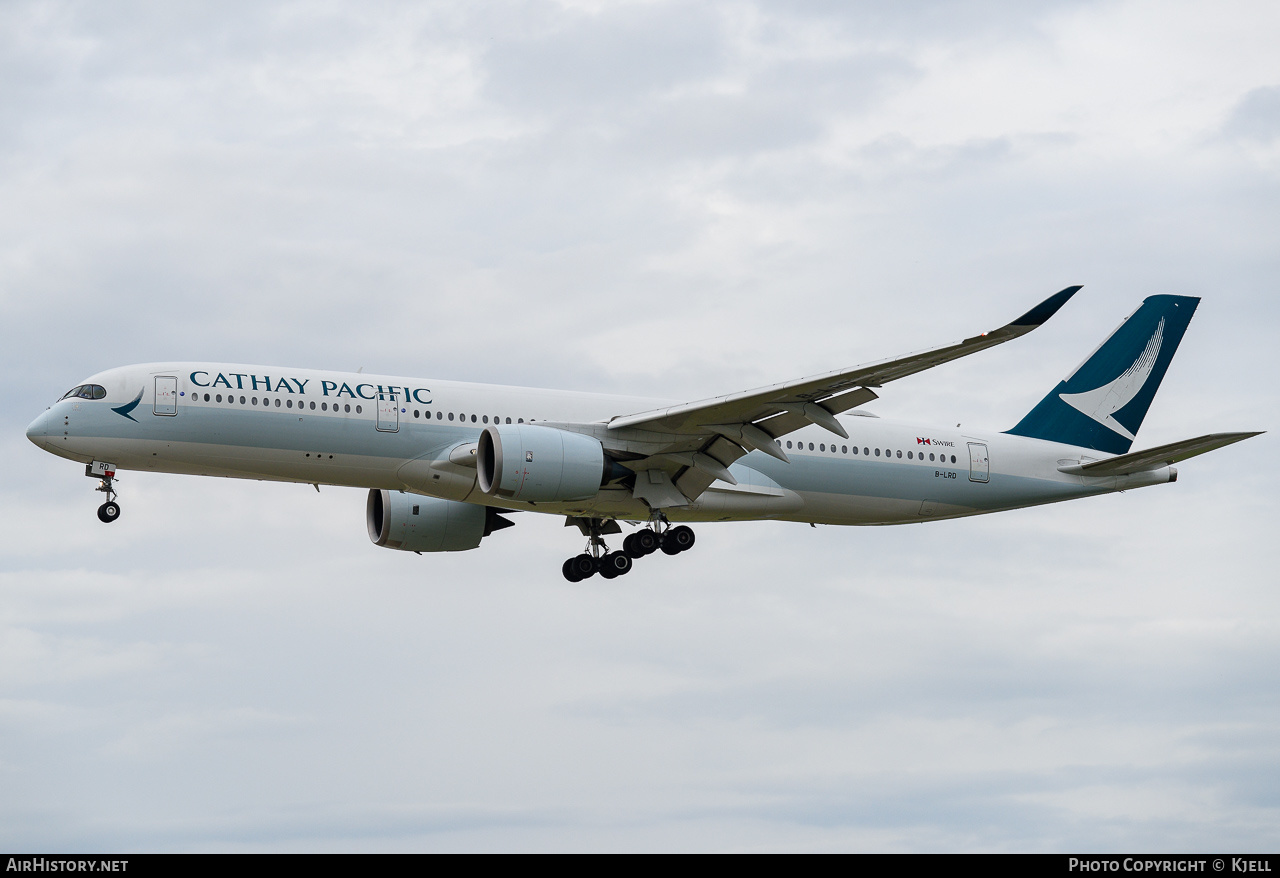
[[917, 437, 955, 446]]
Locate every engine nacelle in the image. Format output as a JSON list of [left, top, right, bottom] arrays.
[[476, 423, 605, 503], [366, 489, 511, 553]]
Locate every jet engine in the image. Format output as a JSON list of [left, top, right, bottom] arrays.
[[476, 423, 606, 503], [366, 489, 513, 553]]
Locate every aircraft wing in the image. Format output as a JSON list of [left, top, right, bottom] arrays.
[[602, 286, 1081, 505], [608, 286, 1080, 438], [1059, 432, 1263, 476]]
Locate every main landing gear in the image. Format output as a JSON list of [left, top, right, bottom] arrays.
[[87, 462, 121, 523], [560, 517, 696, 582]]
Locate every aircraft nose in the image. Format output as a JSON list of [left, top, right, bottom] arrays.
[[26, 409, 51, 449]]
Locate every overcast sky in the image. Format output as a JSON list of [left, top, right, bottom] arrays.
[[2, 0, 1278, 852]]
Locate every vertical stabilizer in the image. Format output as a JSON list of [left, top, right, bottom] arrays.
[[1006, 295, 1199, 453]]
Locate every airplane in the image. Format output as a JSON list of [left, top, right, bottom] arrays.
[[25, 287, 1261, 581]]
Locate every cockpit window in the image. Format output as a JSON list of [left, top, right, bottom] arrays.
[[60, 384, 106, 401]]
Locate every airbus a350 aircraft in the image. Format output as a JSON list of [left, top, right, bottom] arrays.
[[26, 288, 1260, 581]]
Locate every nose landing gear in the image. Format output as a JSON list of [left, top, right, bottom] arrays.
[[87, 461, 121, 523], [560, 515, 695, 581]]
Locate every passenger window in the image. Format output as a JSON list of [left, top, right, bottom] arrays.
[[275, 399, 281, 407], [483, 415, 489, 424], [950, 455, 956, 464], [852, 446, 858, 454], [786, 441, 792, 449], [875, 448, 880, 456], [356, 405, 363, 414], [518, 418, 524, 423], [449, 413, 454, 421], [896, 450, 902, 458], [321, 403, 328, 411], [252, 397, 258, 405], [216, 394, 223, 402], [908, 451, 913, 459], [505, 417, 511, 424], [842, 446, 847, 454], [820, 444, 825, 452], [471, 415, 477, 423], [929, 453, 935, 461], [414, 410, 420, 418], [286, 399, 292, 408], [808, 443, 814, 451], [204, 393, 210, 401], [309, 401, 316, 410]]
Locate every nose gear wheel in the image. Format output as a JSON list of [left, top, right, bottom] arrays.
[[88, 464, 122, 524]]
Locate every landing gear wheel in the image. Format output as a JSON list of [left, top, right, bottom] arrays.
[[601, 551, 632, 577], [634, 529, 659, 555], [623, 533, 650, 559], [562, 558, 584, 582], [665, 527, 696, 552], [97, 501, 121, 523], [569, 554, 596, 580]]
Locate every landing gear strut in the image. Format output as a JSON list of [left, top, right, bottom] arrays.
[[561, 514, 695, 581], [87, 461, 121, 523]]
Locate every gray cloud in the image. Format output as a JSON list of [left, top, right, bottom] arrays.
[[1224, 85, 1280, 143]]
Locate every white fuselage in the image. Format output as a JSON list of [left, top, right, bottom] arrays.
[[27, 363, 1174, 526]]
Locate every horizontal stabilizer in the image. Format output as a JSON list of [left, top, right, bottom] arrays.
[[1058, 432, 1263, 476]]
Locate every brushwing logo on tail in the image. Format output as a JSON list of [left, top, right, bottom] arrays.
[[112, 388, 145, 421], [1059, 318, 1164, 440]]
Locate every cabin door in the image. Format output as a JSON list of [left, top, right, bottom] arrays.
[[154, 376, 178, 416], [967, 442, 989, 483], [376, 393, 400, 432]]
